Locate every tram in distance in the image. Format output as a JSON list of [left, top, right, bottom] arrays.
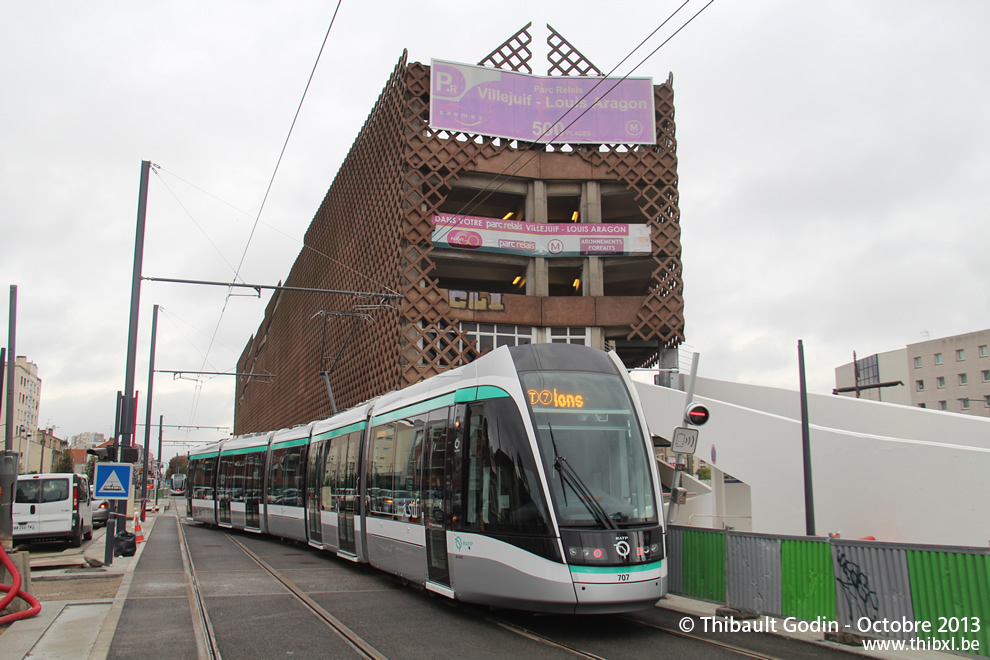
[[186, 343, 668, 614]]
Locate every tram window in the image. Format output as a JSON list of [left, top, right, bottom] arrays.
[[322, 438, 342, 512], [191, 457, 216, 499], [463, 399, 552, 537], [243, 451, 264, 520], [393, 417, 425, 522], [268, 446, 305, 506], [369, 424, 397, 516]]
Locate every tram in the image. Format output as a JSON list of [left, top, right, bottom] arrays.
[[186, 343, 667, 614]]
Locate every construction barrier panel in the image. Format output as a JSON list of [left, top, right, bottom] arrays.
[[667, 525, 990, 656]]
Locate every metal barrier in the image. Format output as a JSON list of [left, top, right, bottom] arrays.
[[667, 526, 990, 656]]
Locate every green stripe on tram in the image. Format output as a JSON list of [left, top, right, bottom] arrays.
[[374, 386, 511, 425], [313, 420, 366, 441], [569, 560, 663, 575], [271, 436, 310, 449], [455, 386, 510, 403], [221, 445, 268, 456], [372, 392, 456, 425], [189, 450, 219, 460]]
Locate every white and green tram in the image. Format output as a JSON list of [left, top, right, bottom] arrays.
[[187, 342, 667, 614]]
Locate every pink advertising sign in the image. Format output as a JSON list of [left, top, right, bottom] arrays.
[[430, 60, 656, 145], [432, 213, 651, 257]]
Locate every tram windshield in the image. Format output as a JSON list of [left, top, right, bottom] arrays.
[[521, 371, 658, 528]]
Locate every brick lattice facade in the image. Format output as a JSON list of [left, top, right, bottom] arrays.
[[235, 26, 684, 434]]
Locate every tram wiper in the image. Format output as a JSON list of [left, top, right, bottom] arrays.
[[547, 423, 618, 531]]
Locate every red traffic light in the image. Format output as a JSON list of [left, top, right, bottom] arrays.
[[684, 402, 710, 426]]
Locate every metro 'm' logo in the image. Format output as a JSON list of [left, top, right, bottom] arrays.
[[528, 388, 585, 408]]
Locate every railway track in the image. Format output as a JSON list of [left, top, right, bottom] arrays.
[[176, 521, 856, 659]]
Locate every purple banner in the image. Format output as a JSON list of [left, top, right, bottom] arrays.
[[430, 60, 656, 145]]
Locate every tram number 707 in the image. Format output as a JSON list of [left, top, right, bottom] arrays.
[[617, 574, 630, 582]]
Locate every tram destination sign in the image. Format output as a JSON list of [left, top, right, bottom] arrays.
[[430, 59, 656, 145]]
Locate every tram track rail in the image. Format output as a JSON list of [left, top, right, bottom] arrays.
[[474, 607, 787, 660], [177, 517, 222, 660], [224, 533, 387, 660], [175, 518, 838, 660]]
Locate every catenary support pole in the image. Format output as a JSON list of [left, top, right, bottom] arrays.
[[1, 285, 19, 551], [155, 415, 162, 511], [140, 304, 158, 521], [798, 340, 816, 536], [118, 160, 151, 539]]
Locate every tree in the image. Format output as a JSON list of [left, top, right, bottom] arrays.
[[85, 456, 97, 483], [52, 451, 76, 473], [166, 455, 187, 480], [695, 465, 712, 481]]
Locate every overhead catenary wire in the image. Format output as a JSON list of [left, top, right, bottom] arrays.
[[186, 1, 344, 428], [433, 0, 715, 245], [151, 164, 401, 298]]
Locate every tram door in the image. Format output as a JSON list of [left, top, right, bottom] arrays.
[[218, 459, 231, 525], [424, 408, 450, 586], [337, 432, 360, 556], [306, 440, 325, 545]]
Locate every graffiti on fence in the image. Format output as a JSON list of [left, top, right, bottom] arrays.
[[835, 551, 880, 622]]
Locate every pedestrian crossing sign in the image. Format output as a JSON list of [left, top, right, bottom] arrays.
[[95, 462, 133, 499]]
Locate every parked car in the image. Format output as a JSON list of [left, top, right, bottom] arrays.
[[90, 488, 110, 526], [13, 473, 94, 547]]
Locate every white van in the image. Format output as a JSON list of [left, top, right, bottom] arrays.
[[13, 473, 94, 547]]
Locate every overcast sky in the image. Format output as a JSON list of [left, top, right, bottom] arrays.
[[3, 1, 988, 465]]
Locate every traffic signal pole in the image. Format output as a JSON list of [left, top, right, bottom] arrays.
[[139, 304, 159, 521], [1, 287, 18, 552], [103, 159, 151, 566], [666, 352, 700, 526]]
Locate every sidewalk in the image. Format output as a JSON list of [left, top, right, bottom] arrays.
[[1, 512, 158, 660]]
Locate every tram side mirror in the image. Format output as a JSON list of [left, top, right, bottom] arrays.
[[652, 434, 671, 448]]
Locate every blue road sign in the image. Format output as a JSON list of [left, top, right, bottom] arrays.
[[95, 462, 133, 499]]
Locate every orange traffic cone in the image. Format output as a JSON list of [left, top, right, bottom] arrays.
[[133, 514, 145, 543]]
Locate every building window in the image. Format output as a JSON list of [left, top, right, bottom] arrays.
[[938, 401, 947, 411], [980, 345, 988, 358], [956, 349, 966, 361], [917, 403, 926, 409], [982, 369, 990, 383], [419, 320, 470, 368], [916, 380, 924, 391], [961, 399, 971, 411], [935, 353, 943, 365], [856, 354, 879, 387], [913, 356, 922, 368], [549, 327, 588, 345], [936, 376, 945, 389], [959, 373, 968, 386], [460, 322, 535, 353]]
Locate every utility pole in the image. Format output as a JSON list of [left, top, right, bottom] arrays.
[[139, 303, 158, 521], [155, 415, 163, 512], [105, 159, 151, 565], [1, 286, 19, 551], [798, 340, 815, 537]]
